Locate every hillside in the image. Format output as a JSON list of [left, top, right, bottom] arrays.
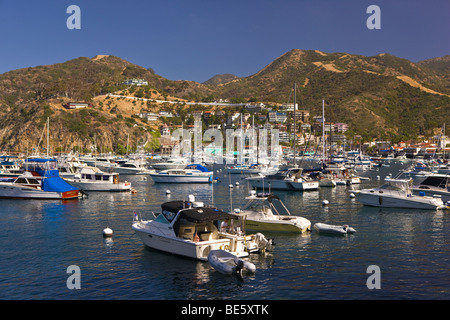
[[215, 49, 450, 140], [0, 50, 449, 152], [203, 74, 239, 85]]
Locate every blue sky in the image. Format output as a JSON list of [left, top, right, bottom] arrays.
[[0, 0, 449, 82]]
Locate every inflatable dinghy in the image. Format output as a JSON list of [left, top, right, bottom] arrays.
[[208, 250, 256, 275], [313, 223, 356, 235]]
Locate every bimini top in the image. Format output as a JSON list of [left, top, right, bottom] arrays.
[[161, 200, 234, 223]]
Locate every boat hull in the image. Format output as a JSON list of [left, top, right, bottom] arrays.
[[248, 178, 319, 191], [69, 181, 131, 192], [412, 189, 450, 203], [0, 184, 75, 200], [245, 218, 310, 233], [150, 174, 212, 183], [355, 191, 443, 209], [132, 224, 248, 261]]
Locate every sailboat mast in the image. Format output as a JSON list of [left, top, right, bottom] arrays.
[[322, 100, 325, 165], [293, 82, 297, 168]]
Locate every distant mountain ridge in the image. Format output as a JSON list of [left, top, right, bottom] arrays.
[[0, 49, 449, 151], [203, 73, 239, 85]]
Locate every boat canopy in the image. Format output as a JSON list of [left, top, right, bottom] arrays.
[[186, 164, 210, 172], [161, 200, 234, 223], [42, 176, 79, 192]]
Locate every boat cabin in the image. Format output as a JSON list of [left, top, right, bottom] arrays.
[[79, 167, 120, 184], [155, 200, 241, 241], [416, 175, 449, 191]]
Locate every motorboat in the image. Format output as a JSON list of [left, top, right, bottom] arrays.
[[322, 166, 361, 185], [313, 223, 356, 235], [226, 164, 261, 174], [83, 156, 118, 171], [132, 195, 272, 261], [65, 166, 132, 192], [234, 190, 311, 233], [412, 174, 450, 203], [208, 250, 256, 275], [149, 164, 213, 183], [0, 171, 80, 200], [246, 168, 319, 191], [150, 158, 188, 170], [114, 158, 152, 175], [306, 169, 337, 187], [0, 156, 24, 177], [353, 178, 445, 210]]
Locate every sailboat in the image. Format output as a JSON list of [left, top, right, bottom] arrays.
[[0, 119, 80, 200], [246, 83, 319, 191]]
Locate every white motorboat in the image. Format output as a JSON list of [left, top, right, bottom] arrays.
[[234, 190, 311, 233], [322, 166, 361, 185], [0, 159, 24, 177], [313, 223, 356, 235], [246, 168, 319, 191], [226, 164, 261, 174], [353, 178, 445, 210], [412, 174, 450, 203], [65, 166, 131, 192], [83, 156, 118, 171], [208, 250, 256, 275], [150, 158, 188, 170], [149, 164, 213, 183], [132, 195, 272, 261], [114, 158, 152, 175], [0, 171, 80, 200]]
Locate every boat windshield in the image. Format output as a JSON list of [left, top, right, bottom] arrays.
[[154, 212, 171, 224], [420, 176, 448, 189]]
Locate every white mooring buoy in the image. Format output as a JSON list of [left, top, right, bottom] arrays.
[[103, 227, 113, 237], [322, 200, 329, 205], [166, 190, 171, 195]]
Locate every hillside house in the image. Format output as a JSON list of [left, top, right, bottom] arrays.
[[122, 79, 148, 86], [63, 102, 91, 109]]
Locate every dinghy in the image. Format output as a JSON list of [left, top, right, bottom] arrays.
[[313, 223, 356, 235], [208, 250, 256, 275]]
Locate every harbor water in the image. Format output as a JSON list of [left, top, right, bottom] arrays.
[[0, 163, 448, 300]]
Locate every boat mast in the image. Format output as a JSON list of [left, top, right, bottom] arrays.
[[322, 100, 325, 167], [293, 82, 297, 168]]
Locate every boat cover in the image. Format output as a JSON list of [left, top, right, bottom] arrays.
[[186, 164, 210, 172], [42, 176, 79, 192], [161, 200, 235, 223]]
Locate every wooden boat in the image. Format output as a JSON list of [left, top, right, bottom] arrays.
[[313, 223, 356, 235], [207, 250, 256, 275]]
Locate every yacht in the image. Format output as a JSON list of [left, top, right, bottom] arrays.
[[246, 168, 319, 191], [114, 158, 152, 175], [234, 191, 311, 233], [132, 195, 272, 261], [412, 174, 450, 203], [353, 178, 445, 210], [65, 166, 132, 192], [0, 171, 80, 200], [149, 164, 213, 183], [150, 158, 188, 170]]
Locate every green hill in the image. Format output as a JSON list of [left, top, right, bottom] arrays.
[[0, 50, 449, 152]]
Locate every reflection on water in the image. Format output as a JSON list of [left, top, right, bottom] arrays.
[[0, 163, 449, 299]]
